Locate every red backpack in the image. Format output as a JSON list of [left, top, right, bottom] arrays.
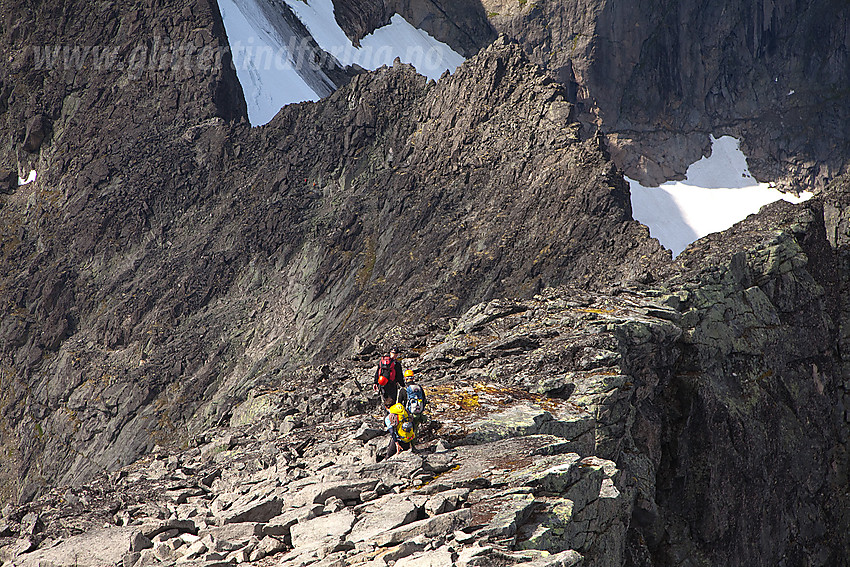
[[378, 356, 396, 385]]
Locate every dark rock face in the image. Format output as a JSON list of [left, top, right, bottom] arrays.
[[22, 115, 47, 153], [389, 0, 497, 57], [331, 0, 394, 46], [323, 0, 850, 187], [481, 0, 850, 188], [0, 0, 246, 506], [642, 199, 850, 565], [0, 169, 15, 194], [331, 0, 496, 56]]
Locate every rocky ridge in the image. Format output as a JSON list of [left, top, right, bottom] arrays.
[[2, 1, 850, 565], [0, 25, 671, 502], [0, 283, 683, 567], [2, 189, 850, 565]]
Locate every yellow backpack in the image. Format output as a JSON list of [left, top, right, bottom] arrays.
[[389, 403, 415, 443]]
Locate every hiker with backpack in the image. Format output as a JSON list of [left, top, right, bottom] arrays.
[[383, 402, 416, 459], [403, 372, 428, 435], [373, 347, 406, 408]]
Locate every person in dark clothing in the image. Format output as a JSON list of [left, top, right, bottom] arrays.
[[373, 346, 406, 408]]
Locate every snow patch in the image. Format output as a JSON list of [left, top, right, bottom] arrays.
[[18, 170, 37, 186], [628, 136, 813, 257], [284, 0, 464, 80], [219, 0, 323, 125], [360, 14, 465, 80], [218, 0, 466, 125]]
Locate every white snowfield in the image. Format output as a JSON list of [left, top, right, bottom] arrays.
[[285, 0, 464, 78], [219, 0, 325, 125], [218, 0, 465, 125], [628, 136, 813, 258]]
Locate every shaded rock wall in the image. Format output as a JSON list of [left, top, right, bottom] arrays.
[[0, 0, 246, 507], [481, 0, 850, 188], [347, 0, 850, 188], [638, 199, 850, 565], [331, 0, 496, 56]]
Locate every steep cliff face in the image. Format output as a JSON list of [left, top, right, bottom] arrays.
[[247, 37, 669, 355], [642, 198, 850, 565], [1, 0, 246, 170], [0, 0, 246, 506], [481, 0, 850, 189]]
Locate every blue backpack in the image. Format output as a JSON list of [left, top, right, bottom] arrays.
[[405, 385, 427, 416]]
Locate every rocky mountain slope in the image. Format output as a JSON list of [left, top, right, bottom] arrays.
[[2, 189, 849, 565], [0, 1, 669, 505], [2, 0, 850, 565]]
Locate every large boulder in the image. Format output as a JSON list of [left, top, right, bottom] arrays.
[[11, 527, 139, 567], [290, 508, 357, 549]]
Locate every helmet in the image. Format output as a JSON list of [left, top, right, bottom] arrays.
[[401, 421, 412, 433], [404, 369, 413, 377], [378, 375, 388, 386], [389, 403, 407, 416]]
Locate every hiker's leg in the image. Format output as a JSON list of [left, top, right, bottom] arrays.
[[387, 382, 399, 405], [386, 437, 398, 460]]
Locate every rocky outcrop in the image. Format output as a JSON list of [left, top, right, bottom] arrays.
[[3, 1, 850, 565], [331, 0, 395, 46], [637, 197, 848, 565]]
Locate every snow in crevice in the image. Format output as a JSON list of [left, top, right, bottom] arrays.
[[283, 0, 464, 80], [18, 170, 37, 186], [628, 135, 813, 258], [218, 0, 465, 125]]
